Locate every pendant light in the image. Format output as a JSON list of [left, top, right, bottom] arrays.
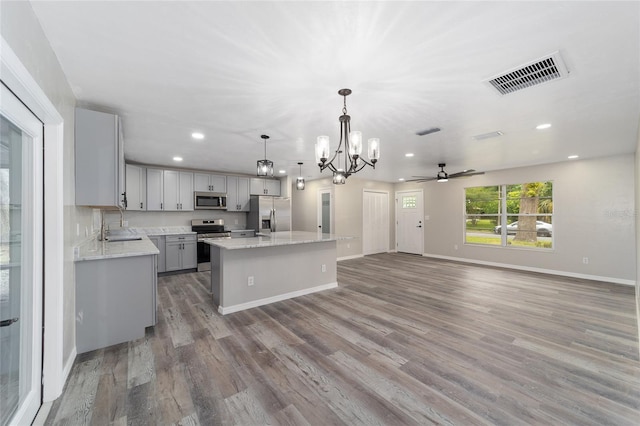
[[257, 134, 273, 177], [296, 162, 305, 190], [316, 88, 380, 184]]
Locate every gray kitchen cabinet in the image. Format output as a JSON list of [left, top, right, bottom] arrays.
[[226, 176, 250, 211], [250, 178, 281, 196], [125, 164, 146, 210], [165, 234, 197, 272], [146, 168, 164, 211], [75, 108, 125, 207], [75, 254, 157, 354], [164, 170, 194, 211], [148, 235, 166, 272], [194, 172, 227, 193]]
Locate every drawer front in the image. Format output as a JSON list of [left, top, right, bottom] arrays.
[[165, 234, 196, 243]]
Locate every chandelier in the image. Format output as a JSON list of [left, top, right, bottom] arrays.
[[315, 89, 380, 184], [296, 162, 305, 190], [256, 134, 273, 177]]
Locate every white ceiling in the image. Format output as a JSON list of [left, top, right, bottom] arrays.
[[30, 1, 640, 183]]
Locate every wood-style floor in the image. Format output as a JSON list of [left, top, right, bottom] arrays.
[[45, 253, 640, 425]]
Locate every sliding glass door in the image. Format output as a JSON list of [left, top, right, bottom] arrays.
[[0, 83, 44, 426]]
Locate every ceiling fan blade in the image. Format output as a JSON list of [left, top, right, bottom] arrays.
[[449, 171, 485, 179], [405, 177, 436, 182]]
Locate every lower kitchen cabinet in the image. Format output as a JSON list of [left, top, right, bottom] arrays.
[[148, 235, 166, 273], [165, 234, 197, 272], [75, 254, 157, 354]]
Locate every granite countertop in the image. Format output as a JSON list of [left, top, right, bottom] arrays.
[[75, 236, 159, 262], [204, 231, 352, 250], [130, 226, 195, 236]]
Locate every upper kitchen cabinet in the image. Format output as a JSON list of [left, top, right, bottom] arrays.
[[125, 164, 146, 210], [163, 170, 193, 211], [75, 108, 125, 207], [250, 178, 281, 196], [194, 173, 226, 193], [146, 168, 164, 211], [226, 176, 250, 212]]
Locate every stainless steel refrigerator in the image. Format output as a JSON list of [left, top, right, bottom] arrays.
[[248, 196, 291, 234]]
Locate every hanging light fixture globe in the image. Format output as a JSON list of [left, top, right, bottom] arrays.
[[257, 134, 273, 177], [296, 162, 305, 190], [315, 89, 380, 184]]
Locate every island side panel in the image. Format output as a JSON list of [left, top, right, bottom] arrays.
[[210, 244, 222, 306], [220, 240, 337, 311]]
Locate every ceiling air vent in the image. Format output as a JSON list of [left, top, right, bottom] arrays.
[[484, 51, 569, 95]]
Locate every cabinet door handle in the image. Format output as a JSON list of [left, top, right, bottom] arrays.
[[140, 202, 143, 209], [161, 202, 163, 210]]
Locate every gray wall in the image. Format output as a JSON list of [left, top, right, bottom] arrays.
[[401, 154, 635, 282], [1, 2, 92, 366], [292, 176, 396, 259], [297, 155, 635, 283], [635, 120, 640, 350]]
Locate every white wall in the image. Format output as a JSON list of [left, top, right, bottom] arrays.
[[292, 176, 396, 259], [400, 154, 635, 284], [0, 1, 94, 384], [635, 119, 640, 351]]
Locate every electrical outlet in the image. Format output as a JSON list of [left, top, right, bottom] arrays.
[[235, 219, 238, 225], [321, 264, 326, 273], [454, 244, 458, 250], [248, 276, 254, 286], [347, 243, 351, 249], [76, 223, 80, 236], [582, 257, 589, 265]]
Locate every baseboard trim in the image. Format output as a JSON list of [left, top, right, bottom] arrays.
[[338, 254, 364, 261], [422, 253, 635, 286], [62, 347, 77, 385], [218, 282, 338, 315]]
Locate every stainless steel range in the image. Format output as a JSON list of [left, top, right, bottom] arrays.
[[191, 219, 230, 272]]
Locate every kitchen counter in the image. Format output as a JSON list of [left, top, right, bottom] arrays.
[[75, 235, 159, 261], [204, 231, 351, 250], [206, 231, 351, 315], [130, 226, 195, 236]]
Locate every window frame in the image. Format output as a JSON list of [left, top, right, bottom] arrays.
[[464, 182, 554, 250]]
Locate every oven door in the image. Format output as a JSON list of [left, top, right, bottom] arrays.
[[197, 240, 211, 272]]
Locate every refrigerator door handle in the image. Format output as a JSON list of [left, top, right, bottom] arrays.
[[271, 208, 276, 232]]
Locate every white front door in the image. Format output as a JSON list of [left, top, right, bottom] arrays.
[[317, 187, 333, 234], [363, 190, 389, 255], [396, 190, 424, 255], [0, 84, 44, 426]]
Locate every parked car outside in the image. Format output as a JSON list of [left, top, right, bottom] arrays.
[[494, 221, 553, 237]]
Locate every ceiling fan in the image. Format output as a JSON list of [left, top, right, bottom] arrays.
[[407, 163, 484, 182]]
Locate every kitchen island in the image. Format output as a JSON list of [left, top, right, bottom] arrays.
[[205, 231, 351, 314]]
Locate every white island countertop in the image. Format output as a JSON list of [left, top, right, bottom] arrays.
[[204, 231, 352, 250]]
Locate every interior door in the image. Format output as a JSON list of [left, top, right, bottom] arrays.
[[396, 190, 424, 255], [317, 188, 333, 234], [0, 84, 44, 425], [363, 191, 389, 255]]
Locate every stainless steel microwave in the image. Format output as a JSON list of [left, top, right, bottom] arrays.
[[194, 192, 227, 210]]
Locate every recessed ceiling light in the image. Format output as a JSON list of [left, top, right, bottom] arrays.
[[191, 132, 204, 140], [173, 156, 183, 162], [398, 178, 405, 181], [568, 155, 579, 159], [405, 153, 414, 157], [278, 169, 286, 174], [536, 123, 552, 130]]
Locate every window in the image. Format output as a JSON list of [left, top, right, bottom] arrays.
[[465, 182, 553, 249], [402, 195, 417, 209]]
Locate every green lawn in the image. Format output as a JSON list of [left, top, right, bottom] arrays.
[[465, 234, 552, 249]]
